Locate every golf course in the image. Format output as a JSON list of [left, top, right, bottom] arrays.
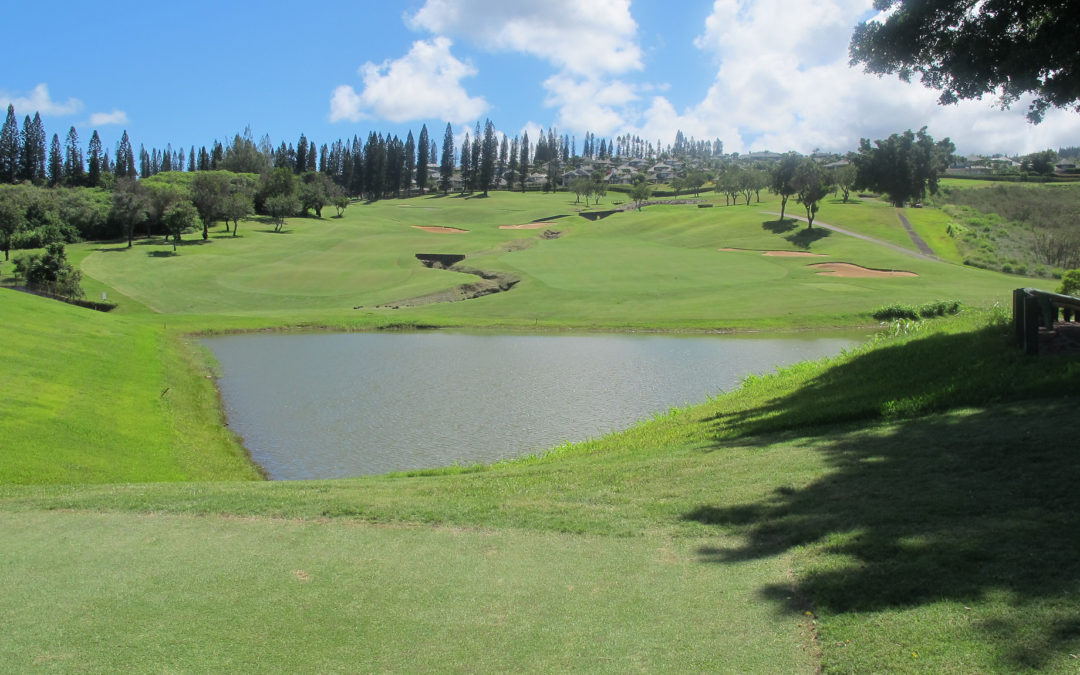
[[2, 187, 1079, 672]]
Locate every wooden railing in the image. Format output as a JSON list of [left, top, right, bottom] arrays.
[[1012, 288, 1080, 354]]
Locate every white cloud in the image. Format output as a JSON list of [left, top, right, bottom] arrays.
[[621, 0, 1080, 155], [88, 110, 129, 126], [329, 37, 488, 124], [329, 85, 364, 123], [542, 75, 638, 136], [406, 0, 646, 137], [408, 0, 642, 77], [0, 83, 83, 116]]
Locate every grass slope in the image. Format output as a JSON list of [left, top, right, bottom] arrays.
[[2, 311, 1078, 671], [71, 191, 1046, 330], [0, 290, 260, 484], [2, 187, 1077, 671]]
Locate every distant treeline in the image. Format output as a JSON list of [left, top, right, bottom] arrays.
[[0, 103, 724, 202]]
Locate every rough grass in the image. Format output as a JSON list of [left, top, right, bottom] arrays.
[[933, 183, 1080, 276]]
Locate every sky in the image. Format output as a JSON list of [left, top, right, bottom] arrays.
[[4, 0, 1078, 161]]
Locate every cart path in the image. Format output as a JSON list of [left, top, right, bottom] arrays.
[[761, 211, 940, 262], [895, 210, 938, 258]]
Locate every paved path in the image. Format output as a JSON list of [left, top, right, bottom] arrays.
[[761, 211, 940, 262], [895, 210, 938, 257]]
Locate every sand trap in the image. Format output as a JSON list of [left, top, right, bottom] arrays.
[[718, 248, 825, 257], [412, 226, 468, 234], [807, 262, 918, 278], [499, 222, 557, 230]]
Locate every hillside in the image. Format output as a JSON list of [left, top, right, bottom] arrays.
[[1, 187, 1077, 671]]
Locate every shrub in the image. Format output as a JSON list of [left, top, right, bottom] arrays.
[[918, 300, 962, 318], [873, 300, 962, 321], [872, 304, 919, 321], [19, 242, 83, 298], [1059, 269, 1080, 296]]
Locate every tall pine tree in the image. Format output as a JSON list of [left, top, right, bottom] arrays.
[[416, 124, 429, 194], [439, 123, 454, 194], [64, 126, 83, 186], [0, 104, 18, 183], [459, 133, 471, 193], [296, 133, 309, 174], [115, 131, 135, 178], [403, 130, 415, 196], [20, 113, 47, 183], [519, 132, 529, 192], [47, 134, 63, 186], [478, 119, 497, 196], [87, 131, 102, 187]]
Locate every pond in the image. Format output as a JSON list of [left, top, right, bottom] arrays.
[[203, 331, 862, 480]]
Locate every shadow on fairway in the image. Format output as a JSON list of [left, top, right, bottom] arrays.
[[684, 323, 1080, 670], [147, 250, 177, 258], [785, 226, 830, 249], [761, 218, 798, 234]]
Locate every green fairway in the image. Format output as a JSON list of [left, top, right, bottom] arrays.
[[0, 510, 813, 672], [2, 187, 1076, 672], [73, 191, 1042, 330]]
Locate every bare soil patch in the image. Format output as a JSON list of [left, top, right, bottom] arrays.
[[412, 226, 468, 234], [807, 262, 918, 278]]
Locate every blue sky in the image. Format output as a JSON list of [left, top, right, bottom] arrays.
[[4, 0, 1078, 161]]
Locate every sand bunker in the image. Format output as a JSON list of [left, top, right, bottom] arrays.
[[807, 262, 917, 278], [718, 248, 825, 257], [499, 222, 557, 230], [412, 226, 468, 234]]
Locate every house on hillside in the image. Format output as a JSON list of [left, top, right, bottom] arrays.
[[561, 167, 590, 187], [746, 151, 782, 162]]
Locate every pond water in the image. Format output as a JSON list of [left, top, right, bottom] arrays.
[[204, 332, 862, 480]]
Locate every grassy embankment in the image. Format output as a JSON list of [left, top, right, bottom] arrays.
[[1, 186, 1077, 671]]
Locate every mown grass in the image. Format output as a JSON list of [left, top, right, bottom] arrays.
[[0, 289, 259, 484], [2, 187, 1077, 671], [1, 310, 1078, 671], [68, 190, 1043, 331]]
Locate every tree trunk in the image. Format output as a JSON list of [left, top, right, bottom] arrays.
[[779, 195, 788, 222]]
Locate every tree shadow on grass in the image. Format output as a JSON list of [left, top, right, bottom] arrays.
[[761, 218, 798, 234], [684, 323, 1080, 670], [147, 250, 177, 258], [785, 226, 831, 249]]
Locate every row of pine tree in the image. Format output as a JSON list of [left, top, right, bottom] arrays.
[[0, 104, 724, 201]]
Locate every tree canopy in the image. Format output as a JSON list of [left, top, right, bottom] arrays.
[[849, 0, 1080, 123], [853, 127, 954, 208]]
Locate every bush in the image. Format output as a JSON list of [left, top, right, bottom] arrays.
[[918, 300, 962, 318], [18, 243, 83, 298], [873, 304, 919, 321], [873, 300, 962, 321], [1059, 269, 1080, 296]]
